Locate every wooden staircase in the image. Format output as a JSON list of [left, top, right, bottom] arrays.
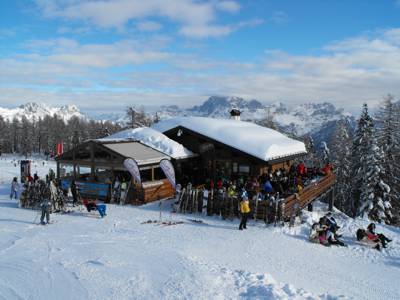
[[282, 172, 336, 220]]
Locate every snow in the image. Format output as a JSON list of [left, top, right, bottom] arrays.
[[98, 127, 195, 159], [1, 156, 400, 300], [153, 117, 307, 161]]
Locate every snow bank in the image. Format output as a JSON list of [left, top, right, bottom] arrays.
[[153, 117, 307, 161], [98, 127, 194, 159], [1, 158, 400, 300]]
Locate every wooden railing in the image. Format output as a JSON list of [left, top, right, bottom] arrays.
[[281, 172, 336, 220]]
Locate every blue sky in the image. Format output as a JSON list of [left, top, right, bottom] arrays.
[[0, 0, 400, 114]]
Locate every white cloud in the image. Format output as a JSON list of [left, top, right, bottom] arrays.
[[137, 21, 162, 32], [215, 1, 241, 13], [34, 0, 242, 38], [1, 28, 400, 112]]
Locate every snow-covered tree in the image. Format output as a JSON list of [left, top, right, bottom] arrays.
[[351, 103, 393, 223], [304, 136, 318, 167], [330, 118, 352, 213], [350, 104, 374, 217], [375, 95, 400, 222], [321, 141, 330, 164], [20, 116, 33, 157], [359, 140, 392, 223]]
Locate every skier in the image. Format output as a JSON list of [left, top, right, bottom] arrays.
[[40, 193, 52, 225], [239, 194, 250, 230], [10, 177, 19, 199]]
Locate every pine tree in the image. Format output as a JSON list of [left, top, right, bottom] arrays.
[[359, 138, 392, 223], [375, 95, 400, 222], [321, 141, 330, 164], [20, 116, 33, 157], [304, 136, 318, 167], [350, 104, 374, 217], [330, 118, 352, 213]]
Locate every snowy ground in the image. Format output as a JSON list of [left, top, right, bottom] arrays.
[[0, 156, 400, 300]]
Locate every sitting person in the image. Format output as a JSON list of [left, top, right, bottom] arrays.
[[310, 216, 346, 247], [366, 223, 392, 249], [309, 221, 330, 246], [325, 212, 342, 238], [83, 199, 107, 218]]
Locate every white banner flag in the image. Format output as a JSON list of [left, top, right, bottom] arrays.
[[123, 158, 141, 184], [160, 159, 176, 189]]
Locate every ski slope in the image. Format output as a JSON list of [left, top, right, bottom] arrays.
[[0, 156, 399, 300]]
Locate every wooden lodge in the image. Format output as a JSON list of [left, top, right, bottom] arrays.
[[152, 116, 308, 184], [55, 127, 195, 204], [153, 116, 337, 219], [57, 114, 337, 216]]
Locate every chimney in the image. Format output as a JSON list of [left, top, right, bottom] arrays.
[[230, 109, 241, 121]]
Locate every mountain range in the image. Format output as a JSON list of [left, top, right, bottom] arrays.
[[0, 97, 355, 149], [157, 96, 354, 137], [0, 102, 84, 122]]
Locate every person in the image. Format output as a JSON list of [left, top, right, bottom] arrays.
[[309, 222, 330, 246], [325, 212, 341, 238], [49, 179, 59, 210], [321, 162, 333, 176], [40, 197, 52, 225], [297, 162, 306, 177], [366, 223, 392, 249], [10, 177, 19, 199], [227, 184, 237, 198], [27, 174, 33, 183], [263, 179, 273, 194], [239, 195, 250, 230], [33, 173, 39, 183], [71, 180, 78, 206], [318, 215, 346, 246]]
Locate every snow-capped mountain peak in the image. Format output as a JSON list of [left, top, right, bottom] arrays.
[[0, 102, 85, 122], [157, 96, 352, 137]]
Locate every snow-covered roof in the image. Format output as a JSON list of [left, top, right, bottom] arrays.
[[97, 127, 195, 160], [152, 117, 307, 162]]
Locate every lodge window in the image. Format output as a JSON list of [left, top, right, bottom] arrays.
[[239, 164, 250, 173], [232, 162, 238, 173], [140, 167, 166, 182]]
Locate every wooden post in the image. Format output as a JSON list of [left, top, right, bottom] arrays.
[[328, 187, 334, 212]]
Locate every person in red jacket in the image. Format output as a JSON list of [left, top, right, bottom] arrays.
[[297, 162, 306, 176], [321, 162, 333, 175], [366, 223, 392, 249]]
